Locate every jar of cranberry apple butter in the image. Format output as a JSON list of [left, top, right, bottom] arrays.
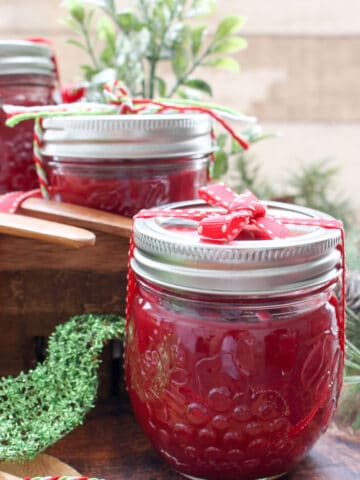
[[40, 113, 213, 217], [0, 40, 56, 193], [125, 183, 345, 480]]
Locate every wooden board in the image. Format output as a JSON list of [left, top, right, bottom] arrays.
[[0, 231, 129, 398], [49, 401, 360, 480], [0, 454, 80, 479]]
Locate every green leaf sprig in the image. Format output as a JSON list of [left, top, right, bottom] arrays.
[[62, 0, 247, 100]]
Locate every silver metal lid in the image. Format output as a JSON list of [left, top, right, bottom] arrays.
[[0, 40, 55, 76], [41, 114, 213, 159], [132, 200, 342, 296]]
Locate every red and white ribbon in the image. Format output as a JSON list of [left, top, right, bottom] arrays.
[[0, 190, 42, 213], [135, 182, 343, 242]]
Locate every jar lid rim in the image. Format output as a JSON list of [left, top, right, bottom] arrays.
[[42, 113, 214, 159], [132, 200, 342, 295], [134, 199, 340, 253], [0, 40, 53, 57], [43, 113, 213, 127], [0, 40, 54, 76]]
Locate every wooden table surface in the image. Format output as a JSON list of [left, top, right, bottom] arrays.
[[49, 401, 360, 480]]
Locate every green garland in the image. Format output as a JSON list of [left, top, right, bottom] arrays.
[[0, 314, 125, 461]]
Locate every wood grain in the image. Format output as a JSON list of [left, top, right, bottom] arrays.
[[53, 35, 360, 121], [0, 230, 129, 397], [222, 122, 360, 220], [0, 212, 95, 248], [0, 472, 19, 480], [48, 401, 360, 480], [208, 36, 360, 122], [0, 231, 129, 272], [0, 454, 80, 478], [19, 199, 132, 239], [2, 0, 360, 36]]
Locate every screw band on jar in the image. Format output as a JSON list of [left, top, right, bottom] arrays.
[[130, 182, 344, 292], [0, 40, 56, 77]]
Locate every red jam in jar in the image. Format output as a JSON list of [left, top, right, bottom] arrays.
[[125, 200, 344, 480], [41, 114, 213, 217], [0, 41, 56, 193]]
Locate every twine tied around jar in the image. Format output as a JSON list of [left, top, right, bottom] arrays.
[[4, 80, 253, 200], [127, 182, 346, 438]]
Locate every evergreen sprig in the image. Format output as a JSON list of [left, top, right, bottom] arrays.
[[62, 0, 247, 100], [288, 159, 354, 227], [340, 309, 360, 432], [219, 141, 353, 228]]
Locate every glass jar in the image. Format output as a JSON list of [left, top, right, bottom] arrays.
[[125, 199, 344, 480], [41, 114, 213, 217], [0, 40, 56, 193]]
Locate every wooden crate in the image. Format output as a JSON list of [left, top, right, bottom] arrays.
[[0, 229, 130, 399]]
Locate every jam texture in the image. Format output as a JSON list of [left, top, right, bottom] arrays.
[[125, 283, 343, 480], [0, 75, 54, 193], [46, 158, 209, 217]]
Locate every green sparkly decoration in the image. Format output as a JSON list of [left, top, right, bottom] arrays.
[[0, 313, 125, 461]]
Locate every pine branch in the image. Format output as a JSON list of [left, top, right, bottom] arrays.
[[339, 305, 360, 431], [288, 158, 354, 228]]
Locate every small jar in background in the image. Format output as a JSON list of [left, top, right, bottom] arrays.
[[125, 199, 344, 480], [41, 114, 213, 217], [0, 40, 56, 193]]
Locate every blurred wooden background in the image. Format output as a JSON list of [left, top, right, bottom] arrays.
[[1, 0, 360, 214]]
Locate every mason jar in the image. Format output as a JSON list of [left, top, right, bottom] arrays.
[[0, 40, 56, 192], [41, 114, 213, 217], [125, 199, 344, 480]]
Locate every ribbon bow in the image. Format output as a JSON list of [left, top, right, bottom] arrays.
[[197, 183, 290, 241], [137, 183, 296, 242], [137, 182, 343, 243]]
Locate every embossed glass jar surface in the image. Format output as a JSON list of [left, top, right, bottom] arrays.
[[41, 114, 213, 217], [125, 200, 344, 480], [0, 41, 56, 192]]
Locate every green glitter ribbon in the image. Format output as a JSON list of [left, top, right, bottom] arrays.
[[0, 314, 125, 461], [4, 104, 118, 128]]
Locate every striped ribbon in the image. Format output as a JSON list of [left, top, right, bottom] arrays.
[[33, 118, 50, 199]]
